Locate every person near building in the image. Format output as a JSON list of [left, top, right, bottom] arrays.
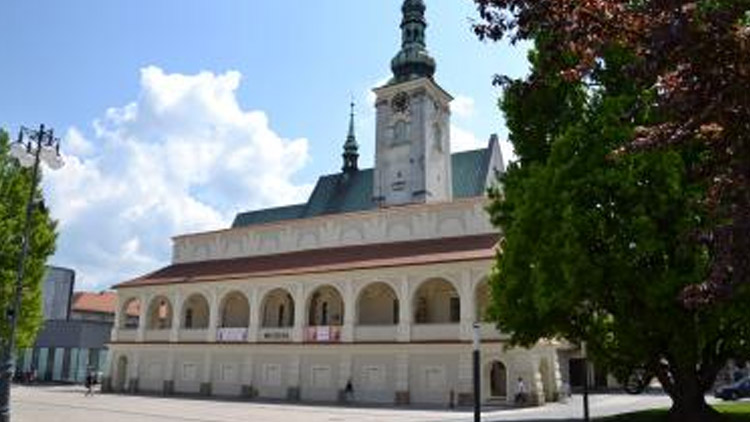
[[515, 377, 527, 405], [85, 370, 94, 396], [344, 379, 354, 402]]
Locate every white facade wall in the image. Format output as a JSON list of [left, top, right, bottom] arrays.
[[171, 198, 491, 264], [107, 342, 561, 406], [109, 256, 565, 406]]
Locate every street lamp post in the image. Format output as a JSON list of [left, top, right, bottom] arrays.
[[582, 341, 590, 422], [0, 125, 63, 422], [473, 322, 481, 422]]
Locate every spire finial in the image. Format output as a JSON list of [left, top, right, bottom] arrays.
[[390, 0, 435, 83], [348, 98, 355, 138], [342, 99, 359, 173]]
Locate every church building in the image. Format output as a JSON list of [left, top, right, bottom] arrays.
[[105, 0, 564, 406]]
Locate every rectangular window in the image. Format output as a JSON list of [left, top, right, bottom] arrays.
[[262, 364, 282, 387], [423, 366, 447, 392], [311, 366, 332, 388], [181, 363, 197, 381], [361, 365, 386, 390], [220, 364, 237, 383]]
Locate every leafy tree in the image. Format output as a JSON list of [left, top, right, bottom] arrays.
[[0, 129, 57, 353], [474, 0, 750, 307], [483, 36, 750, 422]]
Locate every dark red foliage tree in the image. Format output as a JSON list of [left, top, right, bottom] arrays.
[[473, 0, 750, 308]]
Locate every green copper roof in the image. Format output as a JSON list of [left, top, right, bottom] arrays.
[[232, 148, 491, 228], [452, 148, 491, 198], [231, 203, 306, 228], [390, 0, 436, 83]]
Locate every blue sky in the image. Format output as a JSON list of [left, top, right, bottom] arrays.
[[1, 1, 529, 290]]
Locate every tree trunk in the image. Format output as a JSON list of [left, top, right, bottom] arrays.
[[666, 371, 721, 422]]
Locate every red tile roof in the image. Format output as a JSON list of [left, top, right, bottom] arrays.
[[71, 291, 117, 314], [114, 234, 499, 289], [72, 291, 140, 316]]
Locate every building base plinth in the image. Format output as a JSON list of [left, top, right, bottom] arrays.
[[241, 385, 257, 399], [162, 380, 174, 396], [395, 391, 410, 405], [457, 392, 474, 407], [287, 387, 300, 402], [199, 382, 212, 397], [128, 378, 139, 394]]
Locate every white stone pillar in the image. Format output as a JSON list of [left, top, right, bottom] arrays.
[[136, 293, 148, 342], [207, 289, 219, 343], [293, 284, 305, 343], [165, 350, 175, 382], [202, 351, 213, 384], [341, 282, 354, 343], [247, 287, 260, 343], [395, 353, 410, 404], [458, 348, 474, 400], [397, 276, 411, 342], [459, 271, 475, 341], [170, 290, 182, 343], [287, 355, 301, 400], [242, 356, 254, 390], [339, 353, 352, 393]]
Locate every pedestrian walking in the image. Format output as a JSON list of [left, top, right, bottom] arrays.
[[515, 377, 527, 405], [85, 371, 94, 396], [344, 379, 354, 402]]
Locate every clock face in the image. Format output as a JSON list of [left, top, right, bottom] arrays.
[[391, 92, 410, 114]]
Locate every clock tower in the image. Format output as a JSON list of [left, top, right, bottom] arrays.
[[373, 0, 453, 207]]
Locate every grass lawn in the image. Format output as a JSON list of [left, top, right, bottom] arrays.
[[597, 401, 750, 421]]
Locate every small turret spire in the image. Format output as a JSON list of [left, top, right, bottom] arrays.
[[390, 0, 436, 83], [342, 100, 359, 173]]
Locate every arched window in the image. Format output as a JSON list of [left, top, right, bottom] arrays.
[[219, 291, 250, 328], [119, 298, 141, 329], [261, 288, 295, 328], [181, 294, 209, 329], [412, 278, 460, 324], [357, 282, 399, 325], [307, 286, 344, 326], [147, 296, 173, 330]]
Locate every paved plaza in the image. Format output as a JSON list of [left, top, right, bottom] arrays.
[[11, 385, 718, 422]]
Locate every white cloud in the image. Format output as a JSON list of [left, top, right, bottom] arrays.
[[450, 124, 485, 152], [451, 95, 475, 118], [499, 138, 517, 166], [43, 66, 312, 291], [64, 127, 94, 157]]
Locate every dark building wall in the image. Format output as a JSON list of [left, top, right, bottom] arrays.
[[34, 319, 111, 350], [42, 266, 75, 321]]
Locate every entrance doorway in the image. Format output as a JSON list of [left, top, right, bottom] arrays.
[[116, 356, 128, 391], [489, 361, 508, 398]]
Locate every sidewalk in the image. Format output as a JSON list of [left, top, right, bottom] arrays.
[[11, 385, 705, 422]]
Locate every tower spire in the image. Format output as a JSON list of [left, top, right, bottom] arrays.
[[390, 0, 436, 84], [342, 100, 359, 173]]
